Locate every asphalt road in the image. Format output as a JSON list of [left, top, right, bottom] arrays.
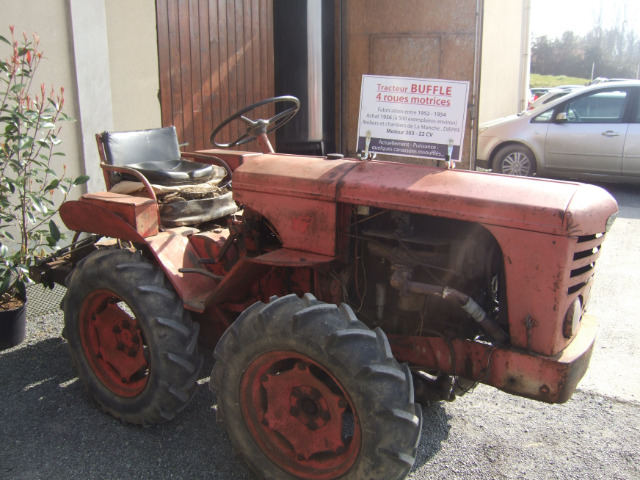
[[1, 182, 639, 480]]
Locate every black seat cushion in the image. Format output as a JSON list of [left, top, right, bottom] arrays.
[[126, 160, 215, 185], [102, 127, 215, 186]]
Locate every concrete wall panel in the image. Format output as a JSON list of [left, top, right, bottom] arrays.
[[479, 0, 531, 123], [105, 0, 161, 131]]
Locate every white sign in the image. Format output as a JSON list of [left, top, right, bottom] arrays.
[[356, 75, 470, 162]]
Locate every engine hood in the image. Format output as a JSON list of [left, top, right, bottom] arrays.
[[233, 154, 618, 237], [479, 113, 523, 130]]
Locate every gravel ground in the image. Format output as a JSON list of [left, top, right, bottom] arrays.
[[1, 311, 638, 480], [1, 182, 639, 480]]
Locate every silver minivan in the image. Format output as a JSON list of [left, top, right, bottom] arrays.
[[476, 80, 640, 183]]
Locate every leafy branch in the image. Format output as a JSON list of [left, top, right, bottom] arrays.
[[0, 26, 89, 305]]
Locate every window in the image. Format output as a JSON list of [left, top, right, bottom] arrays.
[[563, 89, 628, 123], [532, 109, 554, 123]]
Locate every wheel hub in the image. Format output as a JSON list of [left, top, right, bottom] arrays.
[[290, 385, 329, 430], [503, 152, 531, 176], [94, 303, 145, 380], [240, 351, 361, 478], [80, 290, 148, 396], [262, 362, 346, 459]]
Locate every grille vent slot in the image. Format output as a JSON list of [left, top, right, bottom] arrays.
[[568, 233, 604, 295]]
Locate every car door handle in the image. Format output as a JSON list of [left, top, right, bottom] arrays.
[[602, 130, 620, 137]]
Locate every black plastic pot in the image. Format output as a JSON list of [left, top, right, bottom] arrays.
[[0, 301, 27, 350]]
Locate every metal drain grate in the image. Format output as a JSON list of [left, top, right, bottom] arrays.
[[26, 284, 67, 318]]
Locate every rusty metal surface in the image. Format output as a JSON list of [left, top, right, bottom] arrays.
[[484, 225, 596, 355], [388, 314, 597, 404], [232, 154, 357, 201], [60, 200, 153, 244], [336, 160, 618, 236], [192, 149, 260, 171], [241, 193, 340, 256], [248, 248, 340, 268], [79, 192, 159, 236], [232, 154, 357, 256], [145, 227, 218, 313], [234, 154, 618, 237], [204, 258, 271, 305]]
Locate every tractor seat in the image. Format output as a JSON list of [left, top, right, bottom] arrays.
[[96, 126, 237, 227], [124, 159, 214, 185], [100, 126, 216, 186]]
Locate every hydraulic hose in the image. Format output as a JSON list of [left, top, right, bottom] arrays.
[[390, 268, 508, 344]]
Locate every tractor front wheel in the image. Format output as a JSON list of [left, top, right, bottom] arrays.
[[63, 248, 202, 425], [211, 294, 422, 480]]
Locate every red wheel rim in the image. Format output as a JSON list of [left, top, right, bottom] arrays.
[[79, 289, 149, 397], [240, 350, 361, 479]]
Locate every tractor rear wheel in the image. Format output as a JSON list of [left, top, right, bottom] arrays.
[[62, 248, 202, 425], [211, 294, 421, 480]]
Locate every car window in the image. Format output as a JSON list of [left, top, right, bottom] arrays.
[[532, 109, 554, 123], [563, 89, 628, 123]]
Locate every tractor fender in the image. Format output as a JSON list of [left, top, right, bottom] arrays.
[[60, 199, 150, 244], [60, 198, 214, 313]]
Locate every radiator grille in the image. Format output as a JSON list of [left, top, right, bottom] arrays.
[[568, 233, 605, 295]]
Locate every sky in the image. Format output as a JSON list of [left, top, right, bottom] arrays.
[[530, 0, 640, 39]]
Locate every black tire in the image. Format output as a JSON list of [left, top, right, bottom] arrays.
[[62, 248, 202, 425], [211, 294, 422, 480], [493, 144, 537, 176]]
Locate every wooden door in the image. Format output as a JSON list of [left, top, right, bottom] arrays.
[[156, 0, 274, 151], [339, 0, 481, 166]]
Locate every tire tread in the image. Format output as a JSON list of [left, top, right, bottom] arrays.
[[211, 294, 421, 480], [63, 248, 201, 425]]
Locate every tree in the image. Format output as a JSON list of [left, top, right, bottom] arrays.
[[531, 19, 640, 80]]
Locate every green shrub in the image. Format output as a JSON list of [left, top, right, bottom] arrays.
[[0, 26, 88, 307]]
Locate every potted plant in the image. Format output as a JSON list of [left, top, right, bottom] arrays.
[[0, 26, 88, 349]]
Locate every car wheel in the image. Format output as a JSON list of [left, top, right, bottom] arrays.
[[493, 145, 537, 176]]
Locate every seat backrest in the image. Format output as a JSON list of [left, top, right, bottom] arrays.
[[101, 126, 182, 167]]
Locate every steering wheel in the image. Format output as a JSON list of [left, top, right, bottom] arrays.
[[210, 96, 300, 148]]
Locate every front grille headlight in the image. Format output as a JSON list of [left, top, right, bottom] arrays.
[[606, 212, 617, 232], [563, 297, 582, 339]]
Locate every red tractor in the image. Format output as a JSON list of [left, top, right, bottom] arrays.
[[35, 97, 618, 479]]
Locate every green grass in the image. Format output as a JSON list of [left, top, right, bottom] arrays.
[[530, 73, 590, 87]]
